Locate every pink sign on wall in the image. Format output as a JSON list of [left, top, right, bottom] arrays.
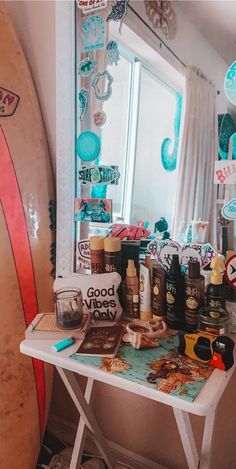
[[214, 160, 236, 184]]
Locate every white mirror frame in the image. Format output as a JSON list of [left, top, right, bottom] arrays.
[[56, 1, 77, 277]]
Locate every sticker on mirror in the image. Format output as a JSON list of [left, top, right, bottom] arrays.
[[77, 0, 108, 15], [79, 165, 120, 185], [75, 198, 112, 223]]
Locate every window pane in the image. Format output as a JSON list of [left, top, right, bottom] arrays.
[[131, 68, 182, 232], [100, 55, 131, 218]]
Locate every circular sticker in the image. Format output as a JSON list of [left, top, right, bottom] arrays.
[[224, 60, 236, 105], [77, 131, 100, 161], [225, 254, 236, 289]]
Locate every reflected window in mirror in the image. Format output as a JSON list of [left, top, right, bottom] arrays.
[[75, 18, 185, 271]]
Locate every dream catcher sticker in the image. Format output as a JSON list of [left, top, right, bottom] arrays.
[[82, 15, 105, 51]]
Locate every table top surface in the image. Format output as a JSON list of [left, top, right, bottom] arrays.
[[20, 336, 236, 417]]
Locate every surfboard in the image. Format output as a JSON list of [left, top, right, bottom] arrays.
[[0, 3, 55, 468]]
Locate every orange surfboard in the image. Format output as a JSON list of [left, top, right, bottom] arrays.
[[0, 3, 55, 468]]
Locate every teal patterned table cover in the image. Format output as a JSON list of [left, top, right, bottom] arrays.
[[70, 336, 213, 402]]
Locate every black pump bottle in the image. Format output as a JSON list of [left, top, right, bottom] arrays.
[[166, 254, 185, 330]]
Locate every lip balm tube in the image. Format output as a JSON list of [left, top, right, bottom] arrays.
[[52, 337, 74, 352]]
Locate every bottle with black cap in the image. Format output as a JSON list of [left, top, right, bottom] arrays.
[[166, 254, 185, 330], [184, 260, 205, 331]]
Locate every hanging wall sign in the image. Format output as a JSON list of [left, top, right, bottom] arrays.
[[77, 0, 108, 15], [224, 60, 236, 106], [222, 198, 236, 221], [82, 15, 105, 51], [77, 131, 100, 161], [75, 197, 112, 223], [78, 88, 88, 121], [79, 165, 120, 185], [214, 160, 236, 184], [0, 87, 20, 117], [106, 40, 120, 66], [93, 110, 106, 126], [145, 0, 177, 40], [225, 254, 236, 289], [78, 55, 96, 77], [92, 70, 113, 101]]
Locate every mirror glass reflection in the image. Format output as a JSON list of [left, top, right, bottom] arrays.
[[75, 1, 236, 272]]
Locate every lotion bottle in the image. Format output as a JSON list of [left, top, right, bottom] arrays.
[[207, 256, 225, 309], [139, 255, 152, 320], [166, 254, 185, 330], [125, 259, 139, 319]]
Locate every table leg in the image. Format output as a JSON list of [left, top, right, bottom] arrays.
[[199, 408, 216, 469], [56, 367, 115, 469], [173, 408, 199, 469], [70, 377, 94, 469]]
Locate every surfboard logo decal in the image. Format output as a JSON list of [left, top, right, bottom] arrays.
[[0, 125, 45, 435], [0, 87, 20, 117]]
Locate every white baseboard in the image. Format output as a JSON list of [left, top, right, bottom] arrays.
[[47, 413, 168, 469]]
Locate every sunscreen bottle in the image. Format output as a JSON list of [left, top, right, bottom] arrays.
[[125, 259, 139, 318], [152, 261, 166, 320], [166, 255, 185, 330], [184, 260, 205, 331], [207, 256, 225, 309]]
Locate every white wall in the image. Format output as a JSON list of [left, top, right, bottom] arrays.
[[128, 0, 229, 114], [4, 0, 56, 171]]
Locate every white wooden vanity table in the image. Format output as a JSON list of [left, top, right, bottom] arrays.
[[20, 337, 235, 469]]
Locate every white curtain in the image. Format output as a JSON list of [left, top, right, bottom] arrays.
[[172, 66, 217, 247]]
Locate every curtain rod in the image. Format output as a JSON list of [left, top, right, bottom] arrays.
[[127, 4, 186, 68], [127, 4, 221, 95]]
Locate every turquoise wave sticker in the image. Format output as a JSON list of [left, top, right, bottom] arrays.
[[218, 113, 236, 160], [224, 60, 236, 106], [222, 198, 236, 220], [161, 92, 182, 171]]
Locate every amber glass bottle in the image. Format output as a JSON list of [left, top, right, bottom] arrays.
[[104, 237, 122, 275], [90, 236, 105, 274]]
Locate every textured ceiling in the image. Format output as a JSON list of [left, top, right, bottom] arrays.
[[177, 0, 236, 65]]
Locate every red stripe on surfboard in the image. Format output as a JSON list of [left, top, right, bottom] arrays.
[[0, 125, 45, 436]]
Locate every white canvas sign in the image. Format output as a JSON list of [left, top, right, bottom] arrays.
[[214, 160, 236, 184]]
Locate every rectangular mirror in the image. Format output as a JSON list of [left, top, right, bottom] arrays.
[[56, 1, 236, 276]]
